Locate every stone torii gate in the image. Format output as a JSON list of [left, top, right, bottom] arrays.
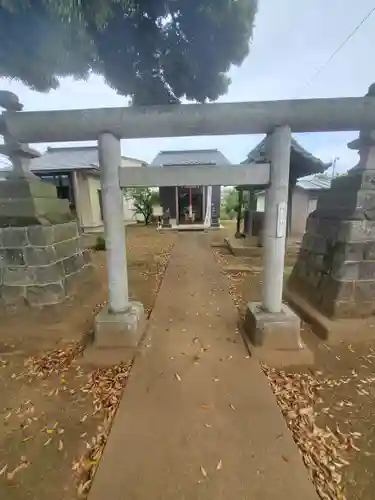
[[1, 86, 375, 358]]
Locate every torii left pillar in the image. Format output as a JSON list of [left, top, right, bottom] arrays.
[[244, 126, 309, 360], [93, 132, 145, 351]]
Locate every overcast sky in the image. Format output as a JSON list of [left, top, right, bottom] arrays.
[[1, 0, 375, 173]]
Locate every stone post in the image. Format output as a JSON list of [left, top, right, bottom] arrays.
[[162, 208, 172, 228], [262, 126, 292, 313], [93, 133, 145, 349], [247, 190, 256, 235], [98, 133, 129, 314], [244, 189, 260, 245], [287, 177, 296, 240], [210, 202, 220, 228], [235, 189, 243, 238], [244, 125, 303, 354]]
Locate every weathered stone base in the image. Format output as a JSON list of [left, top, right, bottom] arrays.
[[242, 302, 313, 367], [244, 302, 302, 349], [0, 177, 72, 226], [83, 302, 146, 367], [94, 302, 145, 348], [285, 286, 375, 344], [289, 218, 375, 319], [225, 236, 262, 257], [0, 221, 91, 307]]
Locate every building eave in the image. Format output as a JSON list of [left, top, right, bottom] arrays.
[[241, 136, 331, 177]]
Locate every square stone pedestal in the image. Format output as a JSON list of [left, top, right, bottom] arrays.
[[94, 302, 145, 347], [245, 302, 301, 348], [243, 302, 314, 367], [84, 302, 146, 366], [225, 236, 262, 257]]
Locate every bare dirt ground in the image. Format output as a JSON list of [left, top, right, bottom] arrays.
[[3, 219, 374, 500], [0, 225, 176, 500], [212, 221, 375, 500]]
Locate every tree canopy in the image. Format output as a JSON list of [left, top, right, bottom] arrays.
[[0, 0, 257, 105], [221, 187, 247, 219]]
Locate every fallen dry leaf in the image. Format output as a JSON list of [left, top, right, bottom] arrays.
[[58, 440, 64, 451], [0, 464, 8, 476], [74, 362, 132, 496], [229, 404, 236, 411], [262, 364, 358, 500], [200, 465, 208, 478], [24, 343, 84, 378], [175, 372, 182, 382], [216, 460, 222, 471], [6, 458, 29, 482]]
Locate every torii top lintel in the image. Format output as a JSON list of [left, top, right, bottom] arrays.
[[1, 85, 375, 144]]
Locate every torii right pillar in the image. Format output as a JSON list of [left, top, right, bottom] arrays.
[[244, 126, 306, 359], [288, 84, 375, 332]]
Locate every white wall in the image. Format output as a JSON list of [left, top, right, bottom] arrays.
[[121, 157, 145, 168], [87, 174, 103, 229], [123, 196, 137, 221], [75, 171, 137, 232], [256, 194, 265, 212], [73, 156, 145, 232], [255, 188, 318, 239], [290, 188, 309, 237], [75, 172, 93, 228], [120, 157, 145, 221]]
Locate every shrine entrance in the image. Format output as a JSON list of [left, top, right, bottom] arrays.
[[2, 86, 375, 355], [177, 186, 204, 224]]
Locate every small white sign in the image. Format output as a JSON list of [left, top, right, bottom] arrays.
[[276, 201, 287, 238], [153, 205, 163, 217]]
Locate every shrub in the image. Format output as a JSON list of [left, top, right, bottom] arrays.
[[94, 235, 106, 251]]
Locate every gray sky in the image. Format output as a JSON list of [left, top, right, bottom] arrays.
[[1, 0, 375, 173]]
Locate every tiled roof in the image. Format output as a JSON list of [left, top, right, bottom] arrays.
[[150, 149, 231, 167], [243, 137, 331, 176], [297, 174, 332, 190], [29, 146, 146, 173], [30, 146, 99, 172], [255, 174, 332, 196]]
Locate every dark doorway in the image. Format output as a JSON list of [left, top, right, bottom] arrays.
[[38, 172, 76, 212], [178, 186, 203, 223], [98, 189, 104, 221]]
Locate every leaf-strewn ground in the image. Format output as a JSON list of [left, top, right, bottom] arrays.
[[212, 221, 375, 500], [0, 226, 176, 500]]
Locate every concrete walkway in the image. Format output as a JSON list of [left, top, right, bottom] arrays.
[[89, 233, 318, 500]]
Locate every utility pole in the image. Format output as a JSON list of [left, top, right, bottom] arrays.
[[331, 156, 339, 178]]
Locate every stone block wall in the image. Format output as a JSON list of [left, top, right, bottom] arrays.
[[0, 221, 91, 307], [288, 162, 375, 319], [289, 216, 375, 318]]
